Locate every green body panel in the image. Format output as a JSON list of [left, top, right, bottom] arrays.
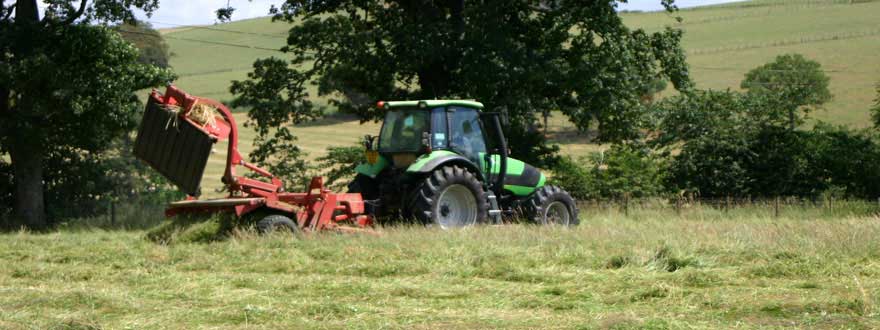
[[406, 151, 546, 197], [503, 172, 546, 196], [405, 150, 460, 173], [385, 100, 484, 110], [482, 155, 546, 197], [484, 154, 524, 175], [354, 155, 389, 178]]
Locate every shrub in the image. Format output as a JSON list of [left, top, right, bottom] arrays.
[[668, 122, 880, 199], [667, 129, 754, 198], [551, 156, 601, 200], [552, 144, 668, 199]]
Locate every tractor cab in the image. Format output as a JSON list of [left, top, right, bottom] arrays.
[[374, 100, 489, 170]]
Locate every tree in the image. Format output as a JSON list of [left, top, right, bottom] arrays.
[[649, 89, 747, 148], [0, 0, 173, 229], [116, 20, 171, 68], [229, 0, 692, 179], [740, 54, 832, 130]]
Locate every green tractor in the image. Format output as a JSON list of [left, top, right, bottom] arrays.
[[349, 100, 578, 227]]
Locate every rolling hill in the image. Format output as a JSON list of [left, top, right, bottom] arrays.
[[155, 0, 880, 195]]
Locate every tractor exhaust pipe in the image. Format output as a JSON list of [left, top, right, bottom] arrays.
[[489, 113, 507, 199]]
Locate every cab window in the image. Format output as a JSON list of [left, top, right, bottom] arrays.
[[431, 107, 448, 149], [449, 106, 487, 165], [378, 110, 430, 152]]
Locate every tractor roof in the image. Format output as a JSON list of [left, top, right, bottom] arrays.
[[381, 100, 484, 110]]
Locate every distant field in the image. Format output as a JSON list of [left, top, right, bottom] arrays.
[[626, 0, 880, 125], [155, 0, 880, 194], [2, 209, 879, 329]]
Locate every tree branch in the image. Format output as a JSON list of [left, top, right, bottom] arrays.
[[56, 0, 88, 26], [2, 3, 15, 21]]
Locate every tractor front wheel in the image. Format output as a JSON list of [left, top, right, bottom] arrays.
[[524, 185, 579, 226], [256, 214, 298, 235], [410, 165, 488, 228]]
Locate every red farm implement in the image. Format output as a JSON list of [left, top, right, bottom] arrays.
[[133, 85, 373, 233]]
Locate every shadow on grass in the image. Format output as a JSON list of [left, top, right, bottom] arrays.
[[296, 112, 363, 127], [145, 212, 258, 245]]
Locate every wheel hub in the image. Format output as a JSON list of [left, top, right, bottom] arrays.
[[440, 204, 451, 217], [544, 201, 570, 225], [435, 184, 478, 228]]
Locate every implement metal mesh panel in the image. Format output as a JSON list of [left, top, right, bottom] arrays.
[[133, 97, 214, 197]]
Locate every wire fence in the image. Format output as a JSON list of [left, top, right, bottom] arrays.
[[574, 195, 880, 218], [689, 28, 880, 55]]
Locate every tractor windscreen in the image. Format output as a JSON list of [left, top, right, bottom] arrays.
[[378, 110, 430, 153]]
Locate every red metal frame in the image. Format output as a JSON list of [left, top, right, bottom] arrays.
[[152, 86, 373, 231]]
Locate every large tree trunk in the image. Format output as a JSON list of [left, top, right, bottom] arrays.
[[16, 0, 39, 21], [6, 0, 47, 229], [8, 141, 46, 229]]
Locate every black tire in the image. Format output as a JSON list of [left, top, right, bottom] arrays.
[[256, 214, 298, 235], [523, 185, 579, 226], [409, 165, 488, 228]]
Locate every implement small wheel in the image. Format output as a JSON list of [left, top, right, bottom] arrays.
[[524, 185, 579, 226], [256, 214, 298, 235], [409, 165, 488, 228]]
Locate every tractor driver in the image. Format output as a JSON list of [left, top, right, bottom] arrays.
[[453, 120, 479, 158]]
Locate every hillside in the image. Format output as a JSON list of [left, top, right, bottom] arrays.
[[156, 0, 880, 194]]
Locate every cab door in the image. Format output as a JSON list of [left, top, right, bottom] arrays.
[[448, 106, 488, 169]]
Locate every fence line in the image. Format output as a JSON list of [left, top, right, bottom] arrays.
[[689, 29, 880, 56], [574, 196, 880, 217]]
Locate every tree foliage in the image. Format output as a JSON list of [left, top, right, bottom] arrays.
[[1, 0, 173, 228], [650, 87, 880, 199], [552, 144, 668, 200], [230, 57, 322, 187], [230, 0, 692, 180], [649, 89, 748, 148], [115, 20, 171, 68], [314, 145, 364, 191], [740, 53, 832, 130]]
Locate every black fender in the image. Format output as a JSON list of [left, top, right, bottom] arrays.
[[405, 154, 485, 182]]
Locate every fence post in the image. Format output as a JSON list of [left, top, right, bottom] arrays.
[[623, 193, 630, 217], [675, 196, 682, 216], [774, 196, 780, 218]]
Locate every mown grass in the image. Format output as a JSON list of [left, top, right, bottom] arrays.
[[2, 203, 880, 329]]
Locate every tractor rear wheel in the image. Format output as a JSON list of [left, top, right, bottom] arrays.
[[256, 214, 298, 235], [410, 165, 488, 228], [523, 185, 579, 226]]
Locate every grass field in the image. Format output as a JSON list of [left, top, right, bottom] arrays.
[[3, 204, 880, 329]]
